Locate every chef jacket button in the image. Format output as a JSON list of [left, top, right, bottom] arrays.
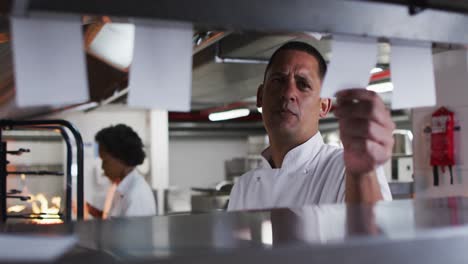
[[304, 169, 308, 174]]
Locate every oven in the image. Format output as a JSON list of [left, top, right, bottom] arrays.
[[0, 119, 84, 224]]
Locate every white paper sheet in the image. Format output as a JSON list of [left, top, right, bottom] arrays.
[[390, 42, 436, 109], [0, 234, 77, 261], [320, 35, 377, 98], [11, 16, 89, 107], [87, 23, 135, 71], [128, 20, 193, 111]]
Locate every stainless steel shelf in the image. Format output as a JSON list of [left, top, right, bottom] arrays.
[[7, 0, 468, 45], [3, 197, 468, 263]]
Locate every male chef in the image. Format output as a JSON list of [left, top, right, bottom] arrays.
[[228, 41, 393, 211]]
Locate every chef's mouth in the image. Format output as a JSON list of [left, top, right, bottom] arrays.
[[278, 102, 300, 116], [279, 106, 299, 116], [280, 109, 296, 115]]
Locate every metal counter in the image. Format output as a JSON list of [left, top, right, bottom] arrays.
[[3, 197, 468, 263]]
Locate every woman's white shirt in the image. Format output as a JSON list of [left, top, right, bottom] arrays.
[[109, 169, 156, 217]]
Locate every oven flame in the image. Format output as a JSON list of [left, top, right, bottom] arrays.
[[7, 205, 26, 213], [30, 194, 62, 224], [7, 192, 63, 224], [31, 194, 60, 215]]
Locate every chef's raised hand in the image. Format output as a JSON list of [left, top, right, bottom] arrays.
[[333, 89, 395, 176]]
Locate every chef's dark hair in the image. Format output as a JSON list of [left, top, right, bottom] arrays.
[[95, 124, 145, 166], [264, 41, 327, 81]]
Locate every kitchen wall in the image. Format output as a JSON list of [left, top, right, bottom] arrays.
[[169, 137, 248, 189], [413, 49, 468, 197]]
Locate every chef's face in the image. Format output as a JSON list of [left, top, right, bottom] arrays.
[[98, 146, 125, 183], [257, 50, 330, 143]]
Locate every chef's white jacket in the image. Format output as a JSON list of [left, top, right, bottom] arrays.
[[109, 169, 156, 217], [228, 132, 392, 211]]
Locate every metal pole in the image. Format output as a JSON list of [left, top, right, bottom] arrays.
[[0, 134, 6, 222], [58, 128, 73, 222]]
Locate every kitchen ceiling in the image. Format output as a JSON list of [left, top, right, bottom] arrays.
[[192, 32, 392, 110]]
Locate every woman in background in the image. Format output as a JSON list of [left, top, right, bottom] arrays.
[[91, 124, 156, 218]]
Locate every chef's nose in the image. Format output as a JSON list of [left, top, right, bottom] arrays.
[[282, 77, 298, 103]]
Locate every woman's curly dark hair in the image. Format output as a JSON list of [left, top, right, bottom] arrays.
[[95, 124, 146, 166]]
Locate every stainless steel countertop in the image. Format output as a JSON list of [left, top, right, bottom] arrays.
[[3, 197, 468, 263]]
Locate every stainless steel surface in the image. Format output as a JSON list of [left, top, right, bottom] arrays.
[[191, 194, 229, 213], [388, 181, 413, 199], [191, 182, 232, 212], [392, 156, 414, 182], [225, 157, 263, 180], [393, 130, 413, 155], [3, 197, 468, 263], [19, 0, 468, 45], [367, 0, 468, 14]]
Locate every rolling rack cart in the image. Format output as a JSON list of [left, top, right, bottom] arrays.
[[0, 119, 84, 223]]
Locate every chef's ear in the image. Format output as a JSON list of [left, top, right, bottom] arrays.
[[256, 84, 264, 108], [319, 98, 332, 118]]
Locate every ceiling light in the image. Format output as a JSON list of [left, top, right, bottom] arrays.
[[370, 67, 383, 74], [257, 107, 262, 113], [367, 82, 393, 93], [208, 108, 250, 121], [261, 220, 273, 245]]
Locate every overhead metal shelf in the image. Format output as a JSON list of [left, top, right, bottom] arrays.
[[3, 0, 468, 44], [365, 0, 468, 15]]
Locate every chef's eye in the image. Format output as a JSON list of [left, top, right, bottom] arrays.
[[271, 76, 285, 83], [297, 80, 310, 90]]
